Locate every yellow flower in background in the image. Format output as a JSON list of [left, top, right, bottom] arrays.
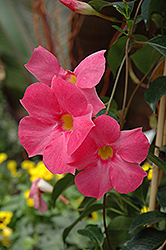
[[142, 162, 153, 180], [0, 211, 13, 229], [56, 174, 65, 181], [140, 206, 149, 214], [21, 160, 35, 173], [28, 161, 54, 181], [7, 160, 20, 177], [91, 212, 98, 221], [0, 153, 7, 164], [0, 227, 13, 247], [24, 190, 34, 207]]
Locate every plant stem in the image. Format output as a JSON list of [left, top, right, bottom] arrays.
[[105, 55, 126, 114], [120, 55, 162, 129], [103, 194, 111, 250]]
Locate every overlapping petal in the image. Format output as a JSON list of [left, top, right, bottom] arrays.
[[25, 46, 65, 85], [75, 162, 113, 200], [43, 134, 75, 174], [110, 155, 147, 193], [112, 128, 150, 163], [21, 82, 60, 120], [74, 50, 106, 88], [18, 116, 59, 157]]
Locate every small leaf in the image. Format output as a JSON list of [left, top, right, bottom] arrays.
[[147, 151, 166, 174], [149, 0, 166, 20], [96, 109, 119, 122], [112, 25, 127, 35], [126, 228, 166, 250], [141, 0, 151, 27], [129, 211, 166, 232], [78, 224, 104, 247], [144, 76, 166, 112], [147, 36, 166, 57], [52, 173, 74, 207], [88, 0, 112, 12]]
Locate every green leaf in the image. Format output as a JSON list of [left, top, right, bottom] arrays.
[[147, 36, 166, 57], [157, 187, 166, 211], [96, 109, 119, 122], [129, 211, 166, 232], [130, 35, 160, 75], [141, 0, 151, 27], [78, 224, 104, 247], [149, 0, 166, 19], [63, 203, 105, 242], [126, 228, 166, 250], [107, 216, 133, 246], [52, 174, 74, 207], [107, 36, 127, 77], [147, 151, 166, 173], [144, 76, 166, 112], [112, 25, 127, 35], [88, 0, 112, 12]]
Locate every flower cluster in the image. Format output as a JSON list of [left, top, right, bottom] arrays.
[[18, 46, 150, 200]]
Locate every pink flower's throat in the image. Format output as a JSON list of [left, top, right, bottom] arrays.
[[62, 114, 73, 131], [98, 145, 113, 160]]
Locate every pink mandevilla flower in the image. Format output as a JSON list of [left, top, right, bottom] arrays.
[[25, 46, 106, 115], [29, 178, 49, 215], [69, 115, 150, 200], [18, 77, 94, 174], [59, 0, 97, 15]]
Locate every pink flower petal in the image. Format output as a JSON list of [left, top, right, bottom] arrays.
[[21, 83, 60, 119], [67, 104, 94, 155], [43, 134, 75, 174], [25, 46, 65, 85], [52, 77, 88, 116], [93, 115, 120, 147], [110, 155, 147, 193], [18, 116, 59, 157], [112, 128, 150, 164], [75, 161, 113, 200], [29, 178, 48, 215], [80, 87, 105, 115], [74, 50, 106, 88]]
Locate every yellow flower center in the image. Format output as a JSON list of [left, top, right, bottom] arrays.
[[62, 114, 73, 131], [98, 145, 113, 160], [66, 73, 77, 84]]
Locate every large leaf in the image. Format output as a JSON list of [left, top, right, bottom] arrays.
[[129, 211, 166, 232], [157, 187, 166, 212], [144, 76, 166, 112], [107, 216, 133, 247], [147, 36, 166, 57], [63, 203, 103, 242], [78, 224, 104, 247], [126, 228, 166, 250], [52, 173, 74, 207], [107, 36, 127, 77], [141, 0, 151, 27], [130, 35, 160, 75], [149, 0, 166, 19]]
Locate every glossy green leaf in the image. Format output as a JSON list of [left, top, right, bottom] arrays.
[[112, 25, 127, 35], [144, 76, 166, 112], [157, 187, 166, 211], [107, 36, 127, 77], [96, 109, 119, 122], [107, 216, 133, 246], [78, 224, 104, 247], [52, 174, 74, 207], [126, 228, 166, 250], [147, 36, 166, 57], [129, 211, 166, 232]]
